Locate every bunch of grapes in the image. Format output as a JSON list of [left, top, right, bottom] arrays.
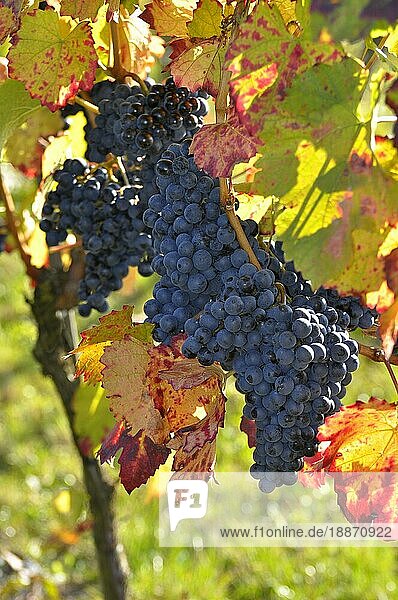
[[139, 141, 366, 491], [142, 141, 269, 343], [86, 77, 208, 164], [40, 158, 154, 315]]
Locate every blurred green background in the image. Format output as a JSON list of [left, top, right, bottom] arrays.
[[1, 251, 397, 600]]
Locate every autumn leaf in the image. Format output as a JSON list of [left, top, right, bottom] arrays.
[[316, 398, 398, 472], [171, 388, 225, 477], [0, 3, 17, 44], [170, 37, 227, 97], [98, 422, 170, 493], [147, 336, 225, 432], [240, 416, 256, 449], [70, 305, 152, 384], [116, 7, 165, 80], [60, 0, 104, 20], [158, 358, 224, 390], [301, 399, 398, 521], [385, 249, 398, 296], [190, 107, 258, 177], [333, 472, 398, 524], [187, 0, 222, 39], [379, 299, 398, 360], [141, 0, 196, 38], [8, 10, 98, 111], [226, 2, 339, 135], [101, 335, 167, 443]]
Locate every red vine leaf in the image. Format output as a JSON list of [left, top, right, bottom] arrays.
[[333, 472, 398, 524], [0, 4, 18, 44], [98, 422, 170, 493], [313, 398, 398, 472], [171, 390, 225, 477], [240, 416, 256, 449], [60, 0, 104, 21], [141, 0, 196, 38], [379, 299, 398, 361], [190, 107, 258, 177], [158, 358, 224, 390], [302, 399, 398, 522], [169, 37, 226, 97], [147, 336, 225, 432], [101, 335, 167, 443], [8, 10, 98, 111], [226, 2, 340, 135]]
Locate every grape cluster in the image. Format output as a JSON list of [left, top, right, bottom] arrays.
[[143, 141, 269, 343], [40, 158, 154, 315], [313, 287, 378, 330], [140, 145, 364, 490], [241, 300, 358, 492], [271, 240, 377, 330], [86, 78, 208, 164]]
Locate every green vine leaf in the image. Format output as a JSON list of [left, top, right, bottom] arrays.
[[0, 79, 42, 149], [8, 10, 98, 111], [187, 0, 223, 39]]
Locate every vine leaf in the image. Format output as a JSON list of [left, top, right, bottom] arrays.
[[379, 299, 398, 360], [240, 416, 256, 448], [146, 335, 225, 432], [170, 37, 226, 97], [8, 10, 98, 111], [385, 248, 398, 297], [0, 3, 18, 43], [116, 7, 165, 79], [141, 0, 196, 38], [72, 382, 114, 457], [317, 398, 398, 472], [3, 107, 63, 178], [98, 422, 170, 493], [302, 398, 398, 522], [190, 107, 258, 177], [69, 305, 152, 385], [187, 0, 223, 39], [158, 358, 224, 391], [0, 79, 41, 149], [60, 0, 104, 21], [170, 388, 225, 478], [101, 335, 167, 443], [225, 2, 339, 135]]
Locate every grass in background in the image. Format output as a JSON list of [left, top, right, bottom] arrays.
[[0, 252, 397, 600]]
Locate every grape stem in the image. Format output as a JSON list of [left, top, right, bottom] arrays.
[[74, 95, 100, 115], [108, 20, 148, 93], [216, 1, 263, 270], [0, 169, 42, 281], [358, 344, 398, 394]]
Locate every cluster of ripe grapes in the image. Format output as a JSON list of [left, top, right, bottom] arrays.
[[40, 77, 208, 315], [40, 76, 378, 488]]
